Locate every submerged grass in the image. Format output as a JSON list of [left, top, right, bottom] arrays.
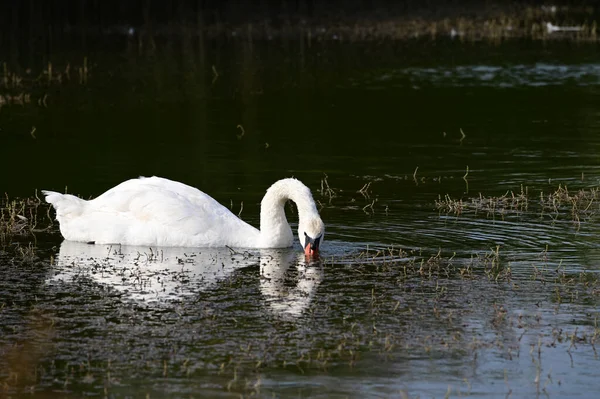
[[436, 184, 600, 225], [2, 242, 599, 397], [345, 244, 600, 293]]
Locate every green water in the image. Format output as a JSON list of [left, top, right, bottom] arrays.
[[2, 37, 600, 398]]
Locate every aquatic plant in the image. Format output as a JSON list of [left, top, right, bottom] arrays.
[[0, 193, 53, 246], [436, 184, 600, 225]]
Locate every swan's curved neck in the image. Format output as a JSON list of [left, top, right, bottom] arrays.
[[259, 179, 318, 247]]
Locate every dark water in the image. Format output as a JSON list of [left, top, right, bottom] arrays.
[[2, 37, 600, 398]]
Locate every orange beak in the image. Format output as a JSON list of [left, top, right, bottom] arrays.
[[304, 244, 319, 258], [303, 233, 321, 258]]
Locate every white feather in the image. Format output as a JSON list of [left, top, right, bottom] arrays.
[[43, 176, 324, 249]]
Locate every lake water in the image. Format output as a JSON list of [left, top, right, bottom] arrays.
[[2, 36, 600, 398]]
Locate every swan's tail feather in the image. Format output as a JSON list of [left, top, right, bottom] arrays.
[[43, 190, 85, 219]]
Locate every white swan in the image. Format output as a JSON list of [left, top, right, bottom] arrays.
[[43, 176, 324, 256]]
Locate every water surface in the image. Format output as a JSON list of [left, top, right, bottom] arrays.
[[2, 38, 600, 398]]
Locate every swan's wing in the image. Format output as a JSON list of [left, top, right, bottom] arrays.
[[77, 177, 259, 246], [96, 176, 218, 209]]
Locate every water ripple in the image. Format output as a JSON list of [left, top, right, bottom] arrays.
[[364, 63, 600, 88]]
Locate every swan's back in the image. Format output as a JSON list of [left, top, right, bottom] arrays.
[[44, 176, 260, 247]]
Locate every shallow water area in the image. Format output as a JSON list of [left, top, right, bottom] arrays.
[[2, 26, 600, 398], [3, 240, 599, 398]]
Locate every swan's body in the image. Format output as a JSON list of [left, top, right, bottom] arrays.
[[43, 177, 324, 252]]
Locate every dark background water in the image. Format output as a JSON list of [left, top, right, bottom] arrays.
[[2, 2, 600, 398], [3, 37, 600, 251]]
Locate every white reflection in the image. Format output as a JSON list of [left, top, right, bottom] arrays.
[[259, 250, 323, 317], [49, 241, 323, 316], [49, 241, 256, 301]]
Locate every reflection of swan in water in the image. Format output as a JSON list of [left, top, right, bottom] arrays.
[[49, 241, 255, 301], [50, 241, 322, 315], [259, 250, 323, 317]]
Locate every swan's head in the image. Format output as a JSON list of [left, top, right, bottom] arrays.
[[299, 217, 325, 257]]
